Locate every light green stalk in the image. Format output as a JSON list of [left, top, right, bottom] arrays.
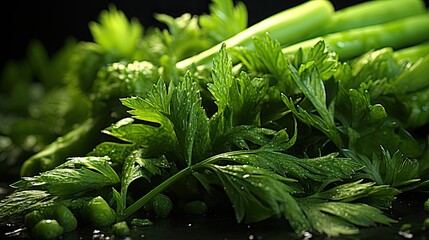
[[282, 14, 429, 60], [176, 0, 334, 69], [393, 41, 429, 64], [305, 0, 427, 41]]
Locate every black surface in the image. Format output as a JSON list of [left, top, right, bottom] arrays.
[[1, 190, 429, 239]]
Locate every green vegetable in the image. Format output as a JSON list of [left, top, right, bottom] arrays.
[[400, 223, 412, 232], [20, 118, 101, 176], [112, 221, 131, 237], [130, 218, 153, 227], [424, 217, 429, 229], [306, 0, 426, 39], [53, 205, 77, 232], [82, 196, 116, 227], [152, 194, 173, 218], [177, 0, 334, 69], [183, 200, 208, 215], [282, 14, 429, 60], [1, 0, 429, 238], [32, 219, 64, 240], [24, 210, 44, 229], [424, 198, 429, 212]]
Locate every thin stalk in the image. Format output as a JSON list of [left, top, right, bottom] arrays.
[[121, 151, 245, 220], [282, 14, 429, 60], [121, 166, 192, 220], [305, 0, 426, 41], [176, 0, 334, 70]]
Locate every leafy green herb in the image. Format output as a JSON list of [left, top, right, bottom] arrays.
[[1, 0, 429, 238]]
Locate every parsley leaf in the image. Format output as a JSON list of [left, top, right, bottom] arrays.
[[89, 4, 143, 60], [12, 156, 119, 197], [343, 147, 420, 189], [202, 164, 298, 223], [199, 0, 248, 42]]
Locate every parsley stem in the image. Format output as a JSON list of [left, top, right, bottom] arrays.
[[121, 150, 248, 220], [121, 166, 192, 220]]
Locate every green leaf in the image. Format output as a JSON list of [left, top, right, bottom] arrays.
[[291, 40, 339, 81], [382, 147, 420, 188], [299, 201, 359, 236], [311, 180, 400, 209], [343, 147, 420, 189], [122, 78, 172, 116], [345, 48, 404, 95], [213, 125, 277, 152], [170, 73, 212, 166], [317, 202, 395, 227], [208, 44, 269, 128], [245, 34, 292, 93], [229, 151, 361, 184], [202, 164, 298, 223], [102, 117, 175, 156], [299, 200, 395, 237], [89, 142, 136, 164], [89, 4, 143, 59], [259, 121, 297, 152], [155, 13, 213, 60], [282, 64, 341, 148], [12, 156, 120, 197], [0, 190, 55, 221], [348, 89, 387, 131], [200, 0, 248, 42], [115, 148, 170, 220]]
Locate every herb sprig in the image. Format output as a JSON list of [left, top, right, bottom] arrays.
[[1, 0, 429, 238]]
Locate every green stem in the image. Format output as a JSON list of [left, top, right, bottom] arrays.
[[282, 14, 429, 60], [120, 151, 242, 220], [305, 0, 426, 40], [176, 0, 334, 69], [121, 166, 191, 220], [393, 41, 429, 63]]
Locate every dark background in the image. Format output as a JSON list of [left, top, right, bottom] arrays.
[[1, 0, 379, 70]]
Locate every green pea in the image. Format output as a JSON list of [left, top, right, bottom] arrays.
[[130, 218, 153, 227], [424, 198, 429, 211], [53, 205, 77, 232], [112, 221, 131, 237], [424, 217, 429, 229], [32, 219, 64, 240], [152, 194, 173, 218], [82, 196, 116, 227], [183, 200, 208, 215], [24, 210, 44, 229], [400, 223, 412, 232]]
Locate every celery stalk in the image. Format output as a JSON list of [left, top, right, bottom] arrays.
[[393, 41, 429, 64], [305, 0, 427, 41], [176, 0, 334, 69], [282, 14, 429, 60]]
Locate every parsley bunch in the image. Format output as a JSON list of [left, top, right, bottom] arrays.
[[1, 0, 429, 238]]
